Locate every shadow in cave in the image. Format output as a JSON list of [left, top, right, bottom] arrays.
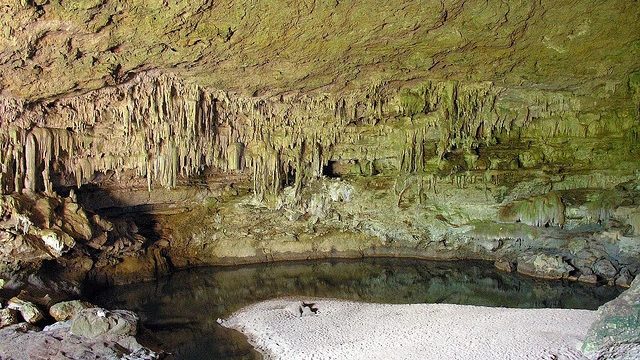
[[53, 183, 173, 293], [66, 183, 163, 242]]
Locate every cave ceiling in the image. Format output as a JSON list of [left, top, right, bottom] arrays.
[[1, 0, 639, 102]]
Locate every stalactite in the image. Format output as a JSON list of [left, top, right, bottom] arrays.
[[24, 133, 37, 192], [0, 72, 636, 199], [499, 193, 566, 228]]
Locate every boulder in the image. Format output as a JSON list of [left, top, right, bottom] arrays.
[[615, 269, 634, 288], [11, 291, 55, 309], [38, 229, 75, 257], [70, 308, 139, 338], [516, 254, 575, 280], [593, 259, 618, 280], [61, 200, 93, 241], [6, 298, 44, 324], [0, 232, 54, 264], [0, 309, 19, 328], [582, 276, 640, 359], [494, 259, 516, 273], [49, 300, 96, 322], [32, 197, 57, 228]]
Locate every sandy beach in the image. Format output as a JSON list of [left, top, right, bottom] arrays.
[[222, 298, 597, 360]]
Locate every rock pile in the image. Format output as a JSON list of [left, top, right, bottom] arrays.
[[0, 294, 161, 359], [0, 191, 170, 287]]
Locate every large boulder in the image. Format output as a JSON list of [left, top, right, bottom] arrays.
[[70, 308, 139, 338], [582, 276, 640, 359], [49, 300, 96, 322], [61, 200, 93, 241], [516, 254, 575, 280]]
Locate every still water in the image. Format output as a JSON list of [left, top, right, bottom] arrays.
[[92, 258, 622, 359]]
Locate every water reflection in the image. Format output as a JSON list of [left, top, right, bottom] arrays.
[[93, 258, 621, 360]]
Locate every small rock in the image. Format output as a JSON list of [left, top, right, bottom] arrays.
[[0, 308, 19, 328], [593, 259, 618, 280], [87, 232, 108, 250], [92, 214, 114, 232], [517, 254, 574, 280], [49, 300, 96, 322], [7, 298, 44, 324], [615, 268, 634, 288], [38, 229, 75, 257], [582, 267, 594, 275], [70, 308, 139, 338], [579, 274, 598, 284], [494, 259, 516, 273]]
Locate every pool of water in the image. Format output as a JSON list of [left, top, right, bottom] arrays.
[[92, 258, 622, 359]]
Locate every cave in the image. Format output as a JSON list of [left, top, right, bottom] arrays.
[[0, 0, 639, 359]]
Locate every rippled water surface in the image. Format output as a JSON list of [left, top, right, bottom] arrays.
[[92, 258, 622, 359]]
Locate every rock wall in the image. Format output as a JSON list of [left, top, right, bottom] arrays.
[[0, 71, 638, 286], [0, 1, 638, 357]]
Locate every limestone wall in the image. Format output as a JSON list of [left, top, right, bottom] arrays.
[[0, 71, 637, 286]]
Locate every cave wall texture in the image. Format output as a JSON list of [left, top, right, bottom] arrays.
[[0, 0, 639, 287]]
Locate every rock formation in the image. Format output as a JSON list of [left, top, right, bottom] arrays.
[[0, 0, 637, 287], [0, 0, 639, 357], [583, 276, 640, 359]]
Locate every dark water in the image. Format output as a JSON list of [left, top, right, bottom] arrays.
[[92, 258, 622, 359]]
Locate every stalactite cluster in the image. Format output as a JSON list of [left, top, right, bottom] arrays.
[[0, 73, 380, 197], [0, 72, 637, 199]]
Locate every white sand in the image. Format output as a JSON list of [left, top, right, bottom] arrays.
[[222, 298, 597, 360]]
